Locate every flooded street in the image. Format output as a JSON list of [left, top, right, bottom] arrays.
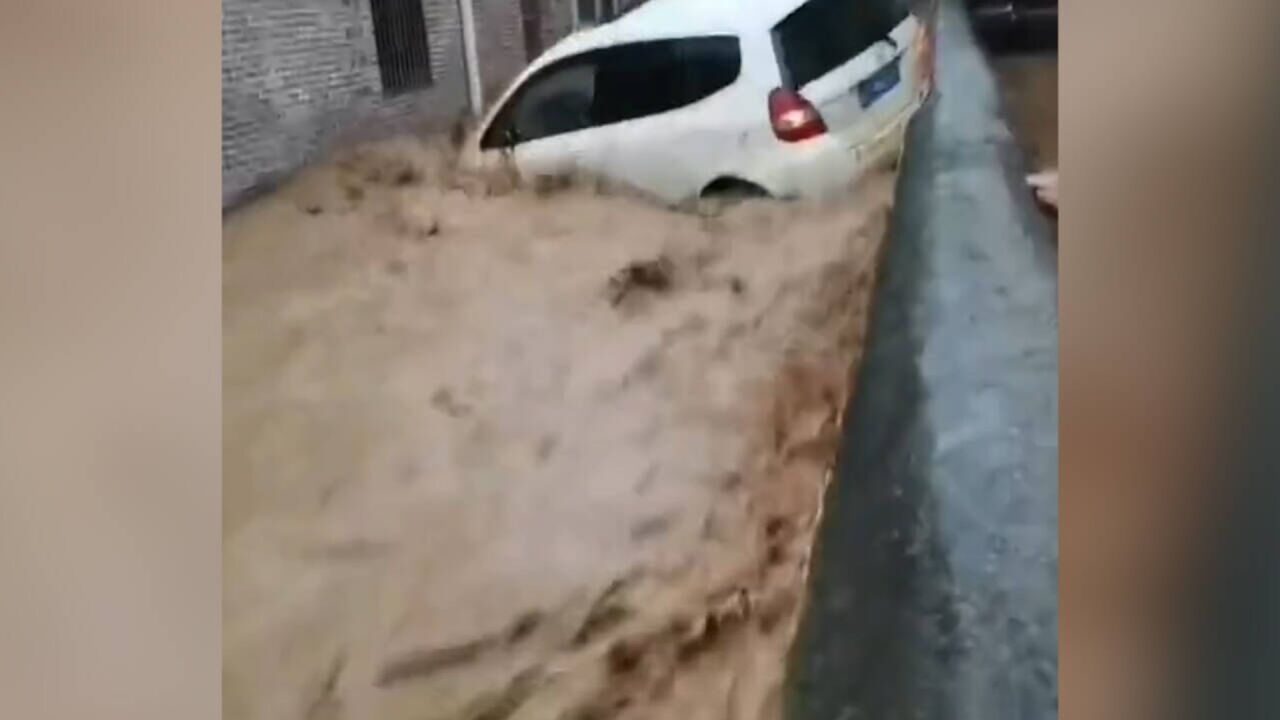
[[224, 136, 896, 720], [993, 52, 1058, 170]]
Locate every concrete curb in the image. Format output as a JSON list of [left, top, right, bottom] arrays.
[[784, 1, 1058, 718]]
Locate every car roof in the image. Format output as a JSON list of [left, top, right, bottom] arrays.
[[536, 0, 805, 67]]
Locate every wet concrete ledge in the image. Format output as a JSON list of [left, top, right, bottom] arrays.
[[785, 2, 1058, 719]]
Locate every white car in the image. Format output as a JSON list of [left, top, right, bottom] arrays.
[[463, 0, 934, 203]]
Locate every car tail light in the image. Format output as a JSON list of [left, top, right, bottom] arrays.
[[768, 88, 827, 143]]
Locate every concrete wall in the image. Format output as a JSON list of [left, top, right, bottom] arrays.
[[222, 0, 571, 207], [785, 3, 1058, 718]]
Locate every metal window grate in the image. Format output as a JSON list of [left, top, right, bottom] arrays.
[[520, 0, 543, 62], [576, 0, 619, 28], [371, 0, 433, 96], [576, 0, 596, 25]]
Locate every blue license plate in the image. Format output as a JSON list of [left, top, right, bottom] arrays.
[[856, 56, 901, 109]]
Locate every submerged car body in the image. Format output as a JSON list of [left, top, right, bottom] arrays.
[[462, 0, 933, 204]]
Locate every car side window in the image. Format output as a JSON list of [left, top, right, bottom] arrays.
[[592, 37, 740, 125], [480, 36, 741, 149], [481, 59, 597, 149], [591, 42, 685, 125], [680, 37, 742, 107]]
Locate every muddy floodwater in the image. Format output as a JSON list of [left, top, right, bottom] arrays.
[[224, 136, 896, 720], [993, 52, 1057, 170]]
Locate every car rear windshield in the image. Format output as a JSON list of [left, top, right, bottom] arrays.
[[772, 0, 908, 89], [481, 35, 741, 148]]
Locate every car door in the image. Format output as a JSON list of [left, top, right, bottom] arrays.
[[479, 55, 604, 181], [587, 37, 747, 203]]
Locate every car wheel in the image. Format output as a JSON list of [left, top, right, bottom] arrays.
[[700, 178, 770, 204]]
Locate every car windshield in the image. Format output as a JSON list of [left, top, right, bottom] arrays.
[[773, 0, 907, 89]]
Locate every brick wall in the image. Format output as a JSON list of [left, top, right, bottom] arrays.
[[471, 0, 527, 101], [540, 0, 576, 57], [223, 0, 562, 207]]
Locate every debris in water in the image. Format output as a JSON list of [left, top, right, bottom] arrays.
[[764, 515, 789, 540], [607, 256, 675, 307], [392, 166, 421, 186], [606, 637, 646, 675], [507, 610, 544, 644]]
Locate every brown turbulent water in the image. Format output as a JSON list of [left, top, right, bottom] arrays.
[[224, 134, 896, 720]]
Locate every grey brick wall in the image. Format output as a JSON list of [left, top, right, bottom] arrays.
[[472, 0, 527, 100], [540, 0, 576, 56], [223, 0, 569, 207]]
